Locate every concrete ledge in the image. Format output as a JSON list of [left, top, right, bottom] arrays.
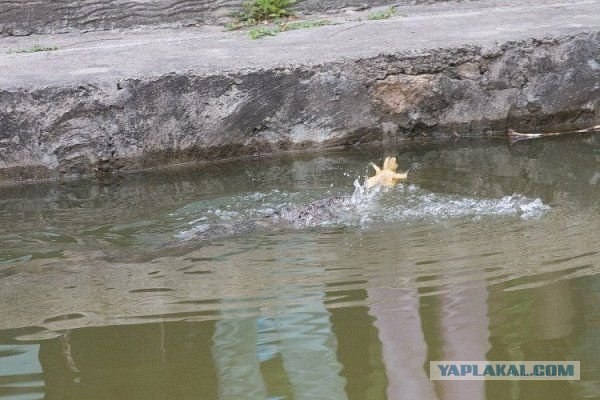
[[1, 0, 599, 183]]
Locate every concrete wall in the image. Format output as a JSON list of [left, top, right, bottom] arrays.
[[1, 32, 598, 183], [0, 0, 409, 36]]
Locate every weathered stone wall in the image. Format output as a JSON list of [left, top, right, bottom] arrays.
[[1, 32, 598, 183], [0, 0, 412, 36]]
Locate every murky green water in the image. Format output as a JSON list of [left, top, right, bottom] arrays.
[[0, 136, 599, 400]]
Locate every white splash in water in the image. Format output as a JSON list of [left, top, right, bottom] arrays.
[[176, 182, 550, 237], [518, 197, 550, 220], [349, 178, 381, 206], [349, 178, 366, 205], [364, 187, 550, 226], [329, 181, 550, 228]]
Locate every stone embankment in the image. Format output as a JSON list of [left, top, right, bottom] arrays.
[[0, 0, 599, 183]]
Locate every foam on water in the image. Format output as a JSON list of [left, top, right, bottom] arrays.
[[340, 181, 550, 226]]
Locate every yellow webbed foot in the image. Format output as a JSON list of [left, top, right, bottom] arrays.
[[393, 171, 408, 181]]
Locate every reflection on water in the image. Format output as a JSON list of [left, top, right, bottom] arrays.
[[0, 136, 599, 399]]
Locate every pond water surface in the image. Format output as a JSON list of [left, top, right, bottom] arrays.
[[0, 136, 598, 400]]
